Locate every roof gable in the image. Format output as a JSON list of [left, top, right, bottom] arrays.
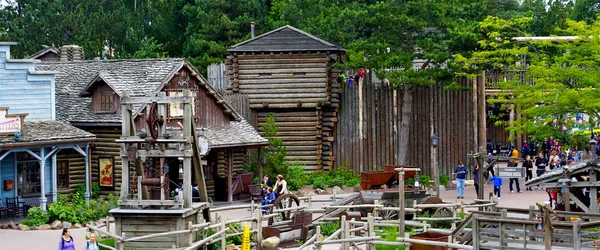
[[27, 46, 59, 60], [229, 25, 345, 52], [79, 73, 118, 97]]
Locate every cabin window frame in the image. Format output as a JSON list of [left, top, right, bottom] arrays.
[[97, 92, 116, 113], [57, 160, 69, 190]]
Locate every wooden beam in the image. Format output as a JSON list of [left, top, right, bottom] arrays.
[[258, 147, 263, 186], [136, 149, 194, 158], [591, 170, 598, 213], [227, 149, 233, 203], [120, 96, 193, 104], [569, 195, 591, 213]]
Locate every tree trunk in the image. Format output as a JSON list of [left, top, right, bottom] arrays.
[[398, 85, 413, 165]]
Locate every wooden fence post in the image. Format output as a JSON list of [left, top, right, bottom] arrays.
[[500, 209, 507, 247], [188, 221, 194, 246], [220, 216, 227, 250], [254, 207, 262, 249], [119, 233, 126, 250], [341, 215, 348, 250], [368, 213, 375, 250], [528, 205, 535, 220], [106, 216, 111, 234], [573, 219, 581, 249], [472, 214, 480, 249], [315, 225, 321, 250]]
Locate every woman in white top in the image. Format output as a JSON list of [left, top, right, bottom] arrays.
[[274, 174, 288, 197]]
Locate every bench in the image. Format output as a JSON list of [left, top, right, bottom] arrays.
[[262, 211, 311, 242]]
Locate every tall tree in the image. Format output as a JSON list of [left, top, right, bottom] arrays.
[[457, 16, 600, 141]]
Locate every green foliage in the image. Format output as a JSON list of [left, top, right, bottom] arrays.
[[312, 175, 327, 190], [203, 221, 243, 249], [261, 113, 289, 178], [286, 163, 307, 191], [419, 175, 432, 188], [375, 226, 405, 250], [98, 237, 115, 250], [48, 191, 119, 224], [319, 222, 340, 236], [439, 174, 450, 188], [25, 206, 49, 227]]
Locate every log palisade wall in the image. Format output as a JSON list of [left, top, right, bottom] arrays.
[[333, 77, 486, 178], [226, 52, 343, 171]]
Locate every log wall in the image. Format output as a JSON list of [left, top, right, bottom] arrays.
[[227, 53, 331, 109], [333, 77, 485, 178], [86, 127, 125, 195]]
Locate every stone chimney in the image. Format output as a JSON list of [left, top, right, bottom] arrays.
[[59, 45, 84, 61]]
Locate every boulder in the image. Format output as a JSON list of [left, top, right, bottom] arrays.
[[39, 224, 52, 230], [0, 224, 8, 229], [261, 236, 281, 250], [295, 189, 307, 197], [73, 223, 83, 229], [332, 186, 345, 194], [51, 220, 63, 230], [62, 222, 72, 229], [18, 224, 30, 231], [30, 226, 39, 230], [353, 184, 362, 192], [315, 188, 325, 194], [8, 221, 18, 230], [226, 244, 240, 250]]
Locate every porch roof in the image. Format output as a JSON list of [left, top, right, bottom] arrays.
[[0, 120, 95, 148], [525, 158, 600, 187], [167, 120, 268, 150]]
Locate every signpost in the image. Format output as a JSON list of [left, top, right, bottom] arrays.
[[0, 107, 25, 135], [498, 167, 524, 178]]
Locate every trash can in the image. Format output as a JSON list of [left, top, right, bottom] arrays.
[[409, 232, 449, 250]]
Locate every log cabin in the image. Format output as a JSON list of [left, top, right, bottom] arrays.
[[226, 25, 345, 171], [36, 58, 267, 202]]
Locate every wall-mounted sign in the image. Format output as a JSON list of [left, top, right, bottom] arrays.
[[99, 157, 114, 187], [0, 108, 26, 135]]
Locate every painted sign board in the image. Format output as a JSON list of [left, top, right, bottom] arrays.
[[498, 167, 524, 178], [0, 108, 26, 135]]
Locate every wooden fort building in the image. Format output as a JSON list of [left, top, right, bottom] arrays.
[[226, 25, 345, 171]]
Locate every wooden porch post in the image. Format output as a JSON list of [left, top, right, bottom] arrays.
[[591, 170, 598, 213], [227, 149, 233, 202], [120, 92, 131, 200], [39, 148, 47, 210], [257, 147, 263, 185], [84, 144, 91, 205], [51, 154, 57, 203]]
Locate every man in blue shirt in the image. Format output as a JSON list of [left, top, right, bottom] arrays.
[[453, 161, 468, 199]]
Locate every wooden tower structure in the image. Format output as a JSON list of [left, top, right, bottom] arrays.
[[226, 25, 345, 171], [111, 90, 210, 250]]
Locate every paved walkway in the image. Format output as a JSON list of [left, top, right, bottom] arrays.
[[0, 171, 548, 249]]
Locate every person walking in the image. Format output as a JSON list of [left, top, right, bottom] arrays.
[[474, 164, 480, 197], [523, 155, 533, 190], [509, 147, 522, 193], [489, 175, 503, 199], [83, 233, 99, 250], [58, 228, 75, 250], [453, 161, 468, 199]]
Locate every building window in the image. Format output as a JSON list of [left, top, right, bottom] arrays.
[[16, 152, 40, 196], [167, 90, 196, 119], [100, 94, 114, 111], [57, 160, 69, 189]]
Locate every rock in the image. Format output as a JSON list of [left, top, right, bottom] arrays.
[[381, 184, 388, 189], [0, 224, 8, 229], [63, 222, 72, 229], [226, 244, 239, 250], [353, 184, 362, 192], [261, 236, 281, 250], [30, 226, 39, 230], [332, 186, 345, 194], [295, 189, 307, 197], [315, 188, 325, 194], [73, 223, 83, 229], [39, 224, 52, 230], [51, 220, 63, 230], [18, 224, 29, 231], [8, 221, 17, 230]]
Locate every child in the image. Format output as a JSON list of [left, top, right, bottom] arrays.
[[489, 175, 503, 200], [262, 187, 276, 214]]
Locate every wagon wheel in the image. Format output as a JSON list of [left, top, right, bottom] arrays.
[[378, 200, 398, 220], [270, 194, 301, 225], [422, 196, 444, 214], [145, 102, 164, 139]]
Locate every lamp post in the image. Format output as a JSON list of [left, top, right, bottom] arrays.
[[432, 133, 440, 197]]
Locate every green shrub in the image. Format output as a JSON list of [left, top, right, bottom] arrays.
[[98, 237, 115, 250], [26, 206, 49, 226], [202, 221, 243, 249], [419, 175, 431, 188], [287, 163, 308, 191], [319, 222, 340, 236], [312, 175, 327, 190], [48, 192, 119, 224], [439, 174, 450, 187], [375, 226, 405, 250]]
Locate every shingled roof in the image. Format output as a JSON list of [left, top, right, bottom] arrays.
[[229, 25, 345, 52], [525, 158, 600, 187], [27, 46, 59, 60], [199, 120, 268, 149], [0, 120, 95, 146]]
